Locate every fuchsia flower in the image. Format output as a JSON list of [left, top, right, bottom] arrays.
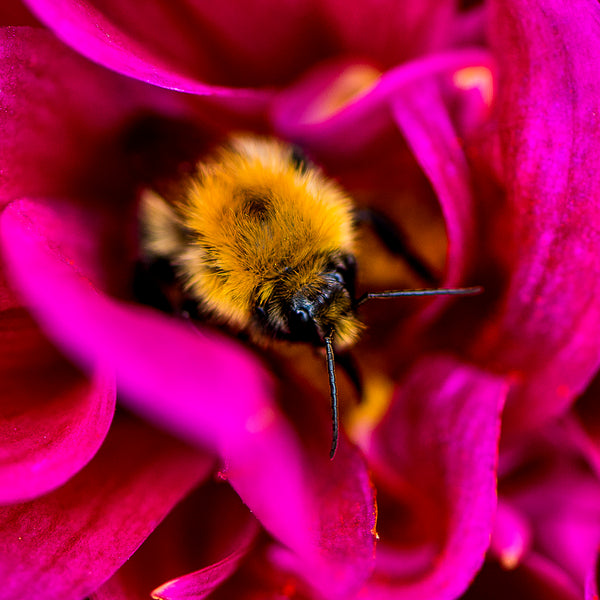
[[1, 0, 600, 598]]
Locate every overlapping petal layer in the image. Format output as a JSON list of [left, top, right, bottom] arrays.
[[363, 356, 506, 600], [469, 0, 600, 430], [1, 197, 376, 596], [0, 417, 212, 600], [92, 481, 260, 600]]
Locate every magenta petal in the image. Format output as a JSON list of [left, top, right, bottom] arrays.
[[390, 77, 477, 324], [0, 417, 212, 600], [151, 528, 257, 600], [585, 559, 599, 600], [473, 0, 600, 429], [272, 49, 492, 160], [0, 27, 174, 204], [1, 198, 317, 557], [366, 356, 506, 600], [268, 441, 376, 598], [22, 0, 270, 102], [0, 328, 115, 503], [93, 481, 260, 600], [1, 259, 115, 503]]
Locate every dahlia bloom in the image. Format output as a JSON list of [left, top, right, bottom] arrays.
[[1, 0, 599, 599]]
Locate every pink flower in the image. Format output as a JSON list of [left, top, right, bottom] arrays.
[[1, 0, 599, 599]]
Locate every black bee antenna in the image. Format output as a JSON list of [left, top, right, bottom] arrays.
[[356, 286, 483, 307], [324, 335, 339, 460]]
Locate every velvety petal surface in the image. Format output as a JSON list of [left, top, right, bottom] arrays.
[[0, 198, 320, 559], [0, 416, 213, 600], [471, 0, 600, 430], [362, 356, 506, 600]]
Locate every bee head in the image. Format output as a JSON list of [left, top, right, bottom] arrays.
[[253, 254, 363, 348]]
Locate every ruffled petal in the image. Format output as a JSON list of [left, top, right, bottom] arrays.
[[0, 416, 212, 600], [363, 356, 506, 600], [0, 197, 320, 559], [471, 0, 600, 430]]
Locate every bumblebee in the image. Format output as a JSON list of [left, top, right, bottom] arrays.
[[140, 136, 480, 458]]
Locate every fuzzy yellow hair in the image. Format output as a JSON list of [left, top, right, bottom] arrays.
[[140, 136, 361, 346]]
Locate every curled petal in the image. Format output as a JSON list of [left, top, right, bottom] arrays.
[[390, 76, 480, 331], [0, 197, 317, 558], [0, 258, 115, 503], [472, 0, 600, 429], [22, 0, 278, 101], [365, 356, 507, 600], [0, 322, 115, 503], [93, 481, 260, 600], [271, 49, 492, 160], [0, 417, 212, 600]]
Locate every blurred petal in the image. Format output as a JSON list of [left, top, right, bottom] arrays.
[[0, 1, 39, 25], [0, 416, 212, 600], [489, 500, 531, 570], [365, 356, 506, 600], [504, 461, 600, 589], [272, 49, 492, 160], [463, 554, 581, 600], [473, 0, 600, 430], [22, 0, 272, 102], [1, 250, 115, 503], [267, 441, 376, 598], [0, 27, 185, 204], [0, 197, 318, 558], [318, 0, 456, 66], [151, 536, 256, 600], [390, 76, 479, 330], [585, 558, 599, 600], [0, 312, 115, 503]]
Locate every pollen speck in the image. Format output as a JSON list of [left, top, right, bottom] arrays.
[[453, 65, 494, 107], [347, 372, 394, 447]]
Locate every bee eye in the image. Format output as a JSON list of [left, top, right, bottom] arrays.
[[331, 270, 344, 284], [294, 306, 311, 323]]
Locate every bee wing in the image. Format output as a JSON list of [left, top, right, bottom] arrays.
[[139, 189, 187, 261]]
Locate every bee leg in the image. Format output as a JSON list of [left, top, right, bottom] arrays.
[[336, 351, 364, 403], [132, 257, 177, 314], [354, 208, 439, 286]]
